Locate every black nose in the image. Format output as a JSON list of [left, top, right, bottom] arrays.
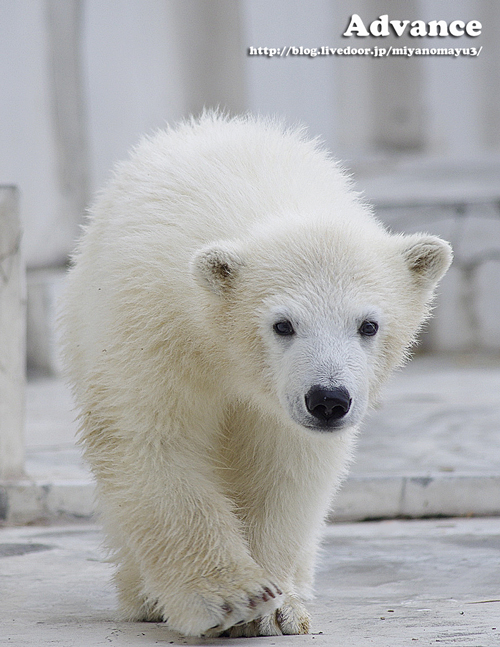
[[305, 386, 352, 424]]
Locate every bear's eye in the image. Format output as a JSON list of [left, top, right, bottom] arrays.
[[359, 320, 379, 337], [273, 320, 295, 336]]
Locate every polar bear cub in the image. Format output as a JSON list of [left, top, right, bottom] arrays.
[[60, 114, 452, 637]]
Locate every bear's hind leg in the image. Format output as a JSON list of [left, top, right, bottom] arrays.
[[114, 548, 162, 622]]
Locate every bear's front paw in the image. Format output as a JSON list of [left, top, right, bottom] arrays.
[[222, 594, 311, 637], [201, 581, 284, 637], [160, 567, 283, 637]]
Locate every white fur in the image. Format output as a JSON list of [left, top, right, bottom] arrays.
[[59, 114, 452, 637]]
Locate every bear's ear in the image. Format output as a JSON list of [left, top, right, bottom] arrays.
[[191, 243, 244, 296], [400, 234, 453, 286]]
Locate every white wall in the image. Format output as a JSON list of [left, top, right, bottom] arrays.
[[242, 0, 339, 147], [0, 1, 78, 268], [419, 0, 496, 158], [83, 0, 184, 192], [0, 0, 245, 269]]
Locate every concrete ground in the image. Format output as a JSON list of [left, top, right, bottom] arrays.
[[1, 518, 499, 646], [1, 353, 500, 645]]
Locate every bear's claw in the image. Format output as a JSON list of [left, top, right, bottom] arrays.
[[216, 594, 311, 638], [199, 580, 283, 637]]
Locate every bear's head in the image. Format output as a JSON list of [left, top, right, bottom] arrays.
[[192, 220, 452, 434]]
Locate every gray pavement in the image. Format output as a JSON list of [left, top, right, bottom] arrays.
[[1, 518, 499, 646], [336, 353, 500, 520], [354, 353, 500, 476]]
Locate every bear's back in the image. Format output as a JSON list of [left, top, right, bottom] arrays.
[[90, 114, 367, 261]]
